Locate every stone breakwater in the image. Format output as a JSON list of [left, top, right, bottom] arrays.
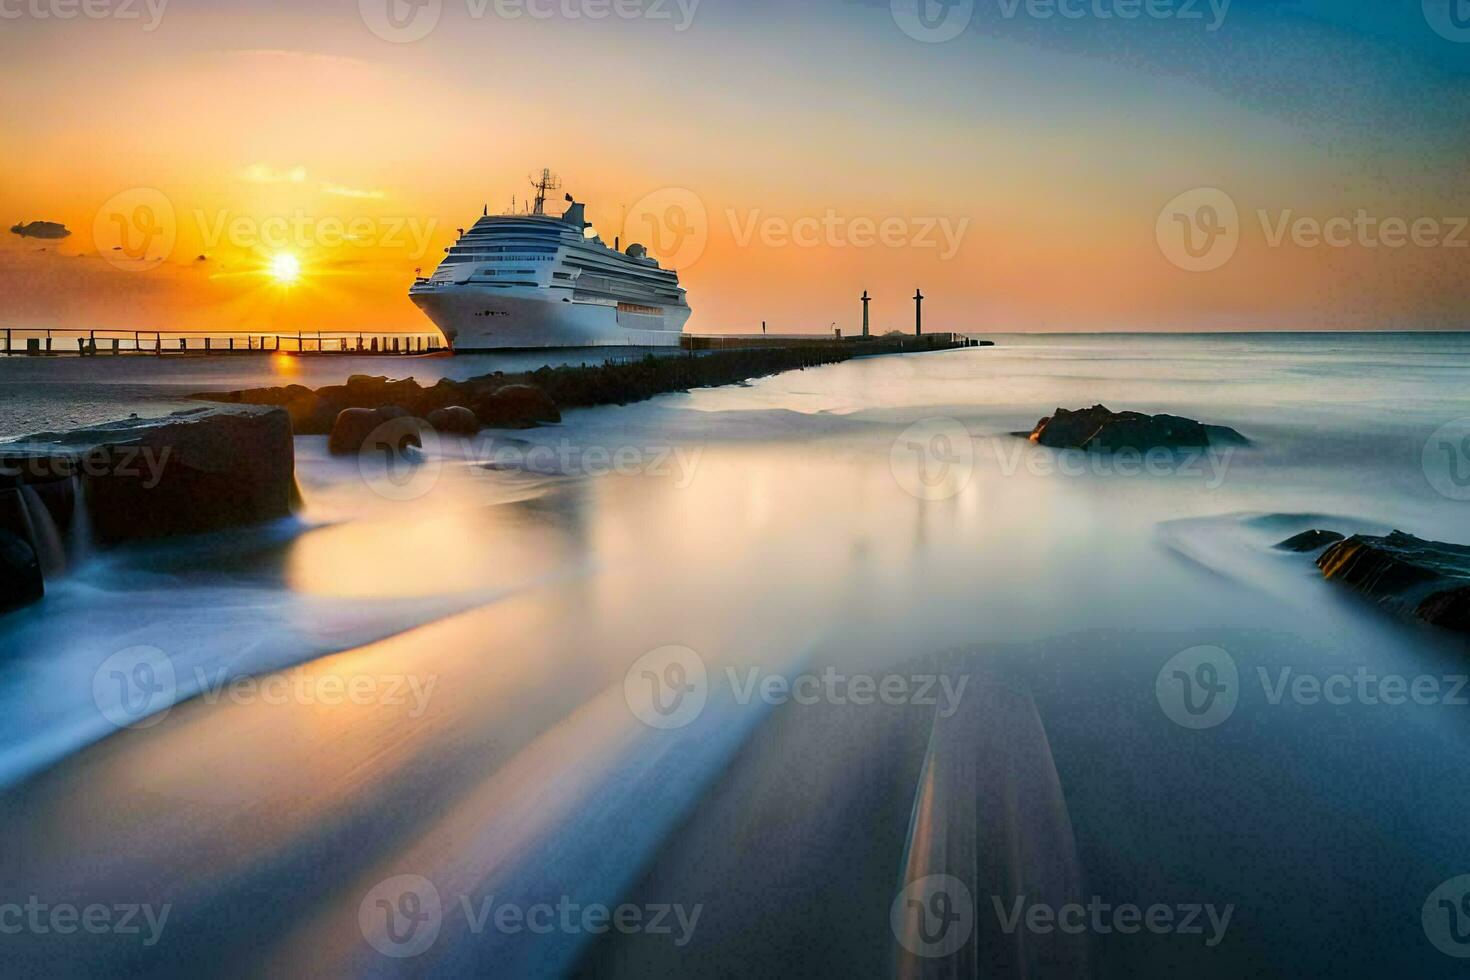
[[192, 338, 973, 445]]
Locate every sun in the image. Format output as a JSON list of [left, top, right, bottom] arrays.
[[268, 253, 301, 285]]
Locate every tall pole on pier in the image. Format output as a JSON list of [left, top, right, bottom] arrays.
[[861, 290, 871, 338], [914, 289, 924, 337]]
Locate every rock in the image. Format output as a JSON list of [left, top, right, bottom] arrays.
[[1418, 588, 1470, 633], [0, 528, 43, 614], [3, 405, 296, 547], [1028, 404, 1247, 452], [1276, 530, 1346, 553], [1316, 531, 1470, 634], [328, 407, 426, 455], [329, 408, 388, 455], [427, 406, 481, 435], [476, 384, 561, 429]]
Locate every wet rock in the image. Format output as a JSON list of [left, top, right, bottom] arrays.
[[0, 528, 43, 614], [427, 406, 481, 435], [1316, 531, 1470, 634], [475, 385, 561, 429], [328, 407, 425, 455], [3, 405, 296, 546], [1028, 404, 1248, 452], [1276, 530, 1346, 553], [329, 408, 387, 455]]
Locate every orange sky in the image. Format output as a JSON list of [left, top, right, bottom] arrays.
[[1, 3, 1466, 335]]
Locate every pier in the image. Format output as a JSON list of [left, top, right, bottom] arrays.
[[1, 328, 445, 358], [2, 328, 979, 358]]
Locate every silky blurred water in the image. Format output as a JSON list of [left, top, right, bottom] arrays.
[[1, 333, 1469, 978]]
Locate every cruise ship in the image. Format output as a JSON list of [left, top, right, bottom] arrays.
[[410, 171, 692, 350]]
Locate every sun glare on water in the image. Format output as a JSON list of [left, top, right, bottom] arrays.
[[269, 253, 301, 285]]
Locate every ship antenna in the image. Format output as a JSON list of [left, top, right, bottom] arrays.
[[529, 168, 562, 216]]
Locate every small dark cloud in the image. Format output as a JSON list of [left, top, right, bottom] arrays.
[[10, 220, 71, 241]]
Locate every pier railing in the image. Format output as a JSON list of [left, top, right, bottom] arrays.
[[1, 328, 445, 357]]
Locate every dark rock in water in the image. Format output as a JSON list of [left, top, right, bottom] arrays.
[[201, 372, 557, 434], [329, 408, 387, 455], [2, 406, 296, 546], [1276, 529, 1346, 553], [1028, 404, 1248, 452], [475, 385, 561, 429], [1419, 588, 1470, 634], [0, 528, 43, 614], [328, 407, 427, 455], [427, 406, 480, 435], [1316, 531, 1470, 634]]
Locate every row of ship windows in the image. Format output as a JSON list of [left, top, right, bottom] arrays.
[[450, 247, 559, 255]]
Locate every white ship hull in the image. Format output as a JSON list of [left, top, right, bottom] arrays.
[[409, 181, 693, 352], [412, 285, 690, 351]]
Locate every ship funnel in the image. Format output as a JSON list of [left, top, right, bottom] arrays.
[[562, 200, 589, 230]]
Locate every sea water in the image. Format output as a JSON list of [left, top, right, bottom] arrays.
[[0, 333, 1468, 977]]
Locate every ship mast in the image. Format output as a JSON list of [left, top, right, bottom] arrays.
[[529, 168, 562, 215]]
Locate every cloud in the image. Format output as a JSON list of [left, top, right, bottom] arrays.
[[239, 164, 308, 185], [10, 221, 71, 241], [323, 184, 387, 200]]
